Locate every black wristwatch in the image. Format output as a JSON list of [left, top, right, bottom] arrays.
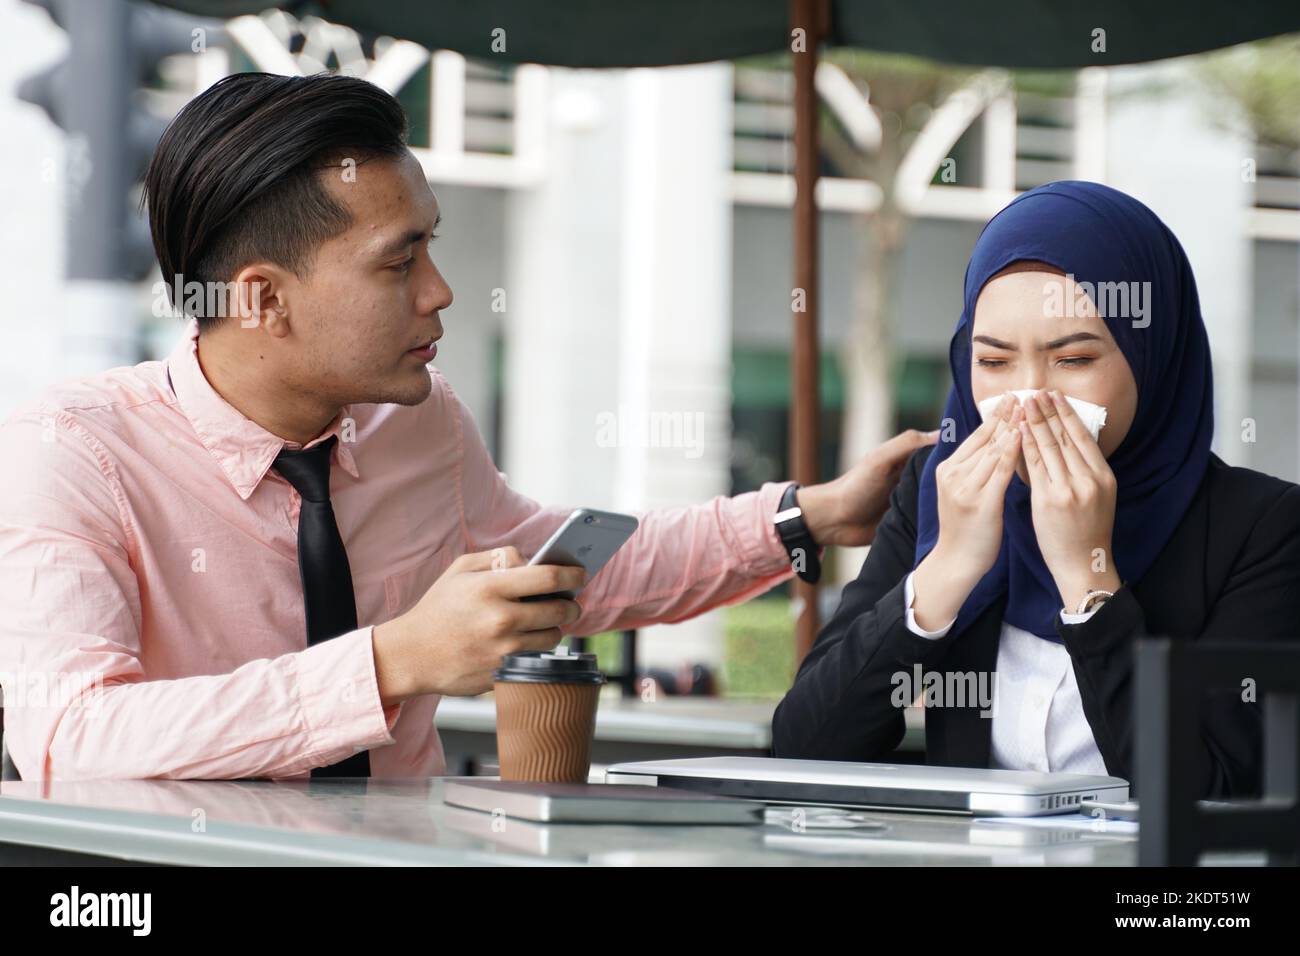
[[775, 483, 822, 584]]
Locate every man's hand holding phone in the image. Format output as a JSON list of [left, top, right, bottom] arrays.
[[372, 546, 586, 702]]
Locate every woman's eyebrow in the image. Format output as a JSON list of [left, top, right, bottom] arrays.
[[1043, 332, 1103, 349], [973, 334, 1016, 349], [972, 332, 1102, 351]]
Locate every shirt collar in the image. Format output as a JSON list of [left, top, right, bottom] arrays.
[[166, 319, 360, 500]]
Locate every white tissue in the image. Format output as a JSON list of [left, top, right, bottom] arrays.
[[976, 389, 1107, 442]]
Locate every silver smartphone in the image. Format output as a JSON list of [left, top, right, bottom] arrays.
[[520, 508, 639, 601]]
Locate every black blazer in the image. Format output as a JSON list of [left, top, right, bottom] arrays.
[[771, 445, 1300, 799]]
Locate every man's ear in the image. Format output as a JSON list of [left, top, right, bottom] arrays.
[[231, 263, 293, 337]]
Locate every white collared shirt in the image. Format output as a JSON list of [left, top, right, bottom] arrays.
[[902, 572, 1109, 775]]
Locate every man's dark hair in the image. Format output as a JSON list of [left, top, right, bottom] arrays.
[[142, 72, 409, 331]]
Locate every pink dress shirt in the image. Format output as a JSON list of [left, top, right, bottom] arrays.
[[0, 320, 794, 781]]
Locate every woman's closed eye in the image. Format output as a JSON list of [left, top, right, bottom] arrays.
[[975, 355, 1097, 369]]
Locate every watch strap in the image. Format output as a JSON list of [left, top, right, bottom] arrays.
[[775, 483, 822, 584]]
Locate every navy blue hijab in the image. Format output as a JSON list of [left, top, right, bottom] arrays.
[[914, 181, 1214, 642]]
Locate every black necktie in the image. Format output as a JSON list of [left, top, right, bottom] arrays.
[[273, 435, 371, 778]]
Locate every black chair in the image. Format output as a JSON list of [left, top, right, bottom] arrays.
[[1136, 638, 1299, 865]]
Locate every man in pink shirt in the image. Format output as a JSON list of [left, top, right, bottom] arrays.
[[0, 72, 932, 781]]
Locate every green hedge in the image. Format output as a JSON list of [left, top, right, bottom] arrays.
[[570, 596, 796, 699]]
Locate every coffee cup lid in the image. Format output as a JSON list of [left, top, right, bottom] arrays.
[[494, 649, 606, 684]]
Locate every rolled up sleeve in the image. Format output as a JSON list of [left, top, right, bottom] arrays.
[[565, 481, 796, 635], [443, 371, 795, 635]]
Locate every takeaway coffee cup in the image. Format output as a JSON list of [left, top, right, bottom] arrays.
[[493, 649, 605, 782]]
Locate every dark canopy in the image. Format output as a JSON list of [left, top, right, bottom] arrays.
[[148, 0, 1299, 69]]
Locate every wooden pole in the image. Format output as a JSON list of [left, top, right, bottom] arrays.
[[790, 0, 826, 663]]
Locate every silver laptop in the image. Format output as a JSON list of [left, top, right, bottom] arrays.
[[442, 779, 764, 825], [603, 756, 1129, 817]]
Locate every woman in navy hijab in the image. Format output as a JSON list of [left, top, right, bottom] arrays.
[[773, 181, 1300, 799]]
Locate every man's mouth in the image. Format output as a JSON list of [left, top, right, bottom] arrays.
[[408, 338, 438, 360]]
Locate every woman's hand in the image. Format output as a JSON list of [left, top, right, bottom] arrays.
[[1018, 389, 1122, 612], [910, 393, 1022, 630]]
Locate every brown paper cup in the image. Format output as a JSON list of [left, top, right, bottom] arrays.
[[494, 680, 602, 782]]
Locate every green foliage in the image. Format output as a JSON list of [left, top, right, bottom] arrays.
[[568, 631, 623, 672], [574, 597, 797, 699], [722, 597, 797, 698], [1196, 33, 1300, 150]]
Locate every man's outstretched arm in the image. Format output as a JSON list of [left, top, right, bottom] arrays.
[[445, 370, 938, 635]]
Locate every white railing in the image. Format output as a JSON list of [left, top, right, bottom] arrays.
[[159, 10, 548, 190], [1248, 142, 1300, 241], [417, 52, 547, 188], [730, 64, 1108, 222]]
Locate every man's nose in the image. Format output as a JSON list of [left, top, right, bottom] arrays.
[[418, 263, 453, 315]]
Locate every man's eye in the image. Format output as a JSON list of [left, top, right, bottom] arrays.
[[392, 258, 414, 272]]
